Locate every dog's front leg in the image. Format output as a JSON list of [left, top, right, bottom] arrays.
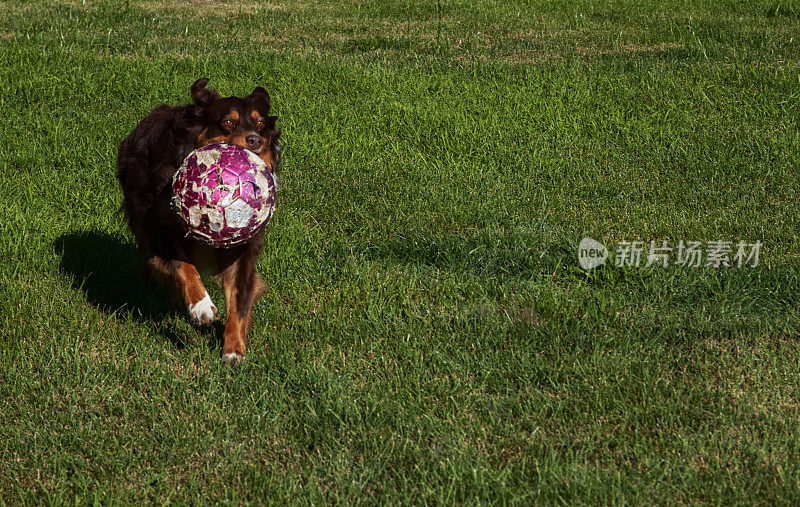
[[220, 251, 266, 364], [146, 256, 218, 325]]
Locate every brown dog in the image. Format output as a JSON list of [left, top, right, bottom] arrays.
[[117, 78, 281, 363]]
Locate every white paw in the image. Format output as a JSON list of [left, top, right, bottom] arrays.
[[189, 292, 217, 326], [222, 352, 244, 365]]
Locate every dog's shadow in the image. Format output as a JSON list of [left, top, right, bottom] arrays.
[[54, 230, 220, 349]]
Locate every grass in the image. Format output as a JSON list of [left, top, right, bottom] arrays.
[[1, 0, 800, 503]]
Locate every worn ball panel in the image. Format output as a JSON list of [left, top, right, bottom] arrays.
[[171, 143, 276, 247]]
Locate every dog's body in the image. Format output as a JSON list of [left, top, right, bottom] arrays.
[[117, 78, 280, 363]]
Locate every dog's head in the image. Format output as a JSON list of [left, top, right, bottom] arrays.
[[190, 78, 281, 172]]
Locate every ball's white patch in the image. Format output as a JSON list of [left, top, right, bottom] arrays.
[[187, 205, 203, 227], [245, 149, 268, 169], [189, 292, 217, 325], [222, 352, 244, 364], [225, 199, 255, 228], [217, 185, 235, 207], [206, 207, 225, 232], [254, 169, 271, 195], [195, 148, 221, 171]]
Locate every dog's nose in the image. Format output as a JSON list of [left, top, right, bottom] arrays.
[[246, 135, 263, 150]]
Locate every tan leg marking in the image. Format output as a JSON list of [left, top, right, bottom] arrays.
[[147, 257, 218, 326], [220, 263, 266, 364]]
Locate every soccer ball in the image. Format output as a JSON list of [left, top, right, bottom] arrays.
[[171, 143, 276, 248]]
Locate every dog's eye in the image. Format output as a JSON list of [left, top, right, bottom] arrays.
[[222, 119, 236, 128], [256, 119, 265, 128]]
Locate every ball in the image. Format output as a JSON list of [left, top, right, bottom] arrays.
[[171, 143, 276, 248]]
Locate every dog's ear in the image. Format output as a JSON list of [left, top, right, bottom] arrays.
[[248, 86, 270, 111], [190, 78, 219, 106]]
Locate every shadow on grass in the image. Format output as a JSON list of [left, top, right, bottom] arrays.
[[53, 230, 218, 350], [358, 232, 566, 278]]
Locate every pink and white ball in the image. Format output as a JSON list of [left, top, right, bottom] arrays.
[[171, 143, 276, 248]]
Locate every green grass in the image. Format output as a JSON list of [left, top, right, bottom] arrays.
[[2, 0, 800, 503]]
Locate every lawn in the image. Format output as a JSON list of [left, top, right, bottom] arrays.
[[2, 0, 800, 503]]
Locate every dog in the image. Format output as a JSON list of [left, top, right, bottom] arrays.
[[117, 78, 281, 363]]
